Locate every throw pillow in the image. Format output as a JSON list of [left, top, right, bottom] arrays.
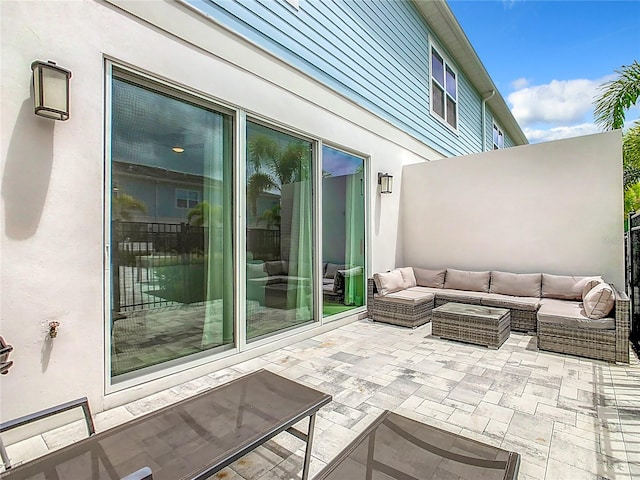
[[583, 283, 615, 319], [373, 270, 404, 296], [397, 267, 417, 289], [582, 277, 603, 300]]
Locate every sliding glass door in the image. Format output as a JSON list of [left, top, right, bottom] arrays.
[[321, 146, 365, 317], [109, 68, 234, 380], [245, 121, 315, 340]]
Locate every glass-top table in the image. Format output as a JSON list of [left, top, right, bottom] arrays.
[[1, 369, 331, 480], [314, 410, 520, 480]]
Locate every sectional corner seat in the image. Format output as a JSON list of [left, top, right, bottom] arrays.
[[367, 268, 630, 363]]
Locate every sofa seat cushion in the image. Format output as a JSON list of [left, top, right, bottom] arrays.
[[537, 299, 614, 330], [407, 286, 441, 296], [490, 271, 542, 297], [481, 293, 541, 311], [444, 269, 490, 292], [434, 288, 487, 304], [413, 268, 446, 288], [375, 290, 434, 305], [541, 274, 603, 300], [322, 277, 334, 286]]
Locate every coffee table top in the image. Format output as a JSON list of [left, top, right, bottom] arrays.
[[1, 370, 331, 480], [314, 410, 520, 480], [433, 302, 509, 320]]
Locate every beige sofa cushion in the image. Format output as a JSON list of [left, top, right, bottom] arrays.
[[583, 283, 615, 319], [373, 270, 404, 296], [537, 299, 614, 330], [413, 268, 446, 288], [397, 267, 417, 289], [489, 271, 542, 297], [376, 290, 434, 305], [541, 274, 603, 301], [481, 293, 540, 311], [444, 269, 490, 292]]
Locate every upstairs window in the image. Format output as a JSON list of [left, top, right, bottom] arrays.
[[176, 188, 200, 209], [493, 123, 504, 149], [430, 46, 458, 130]]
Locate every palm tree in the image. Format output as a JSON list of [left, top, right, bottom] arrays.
[[594, 61, 640, 200], [187, 201, 223, 227], [260, 204, 281, 230], [246, 134, 310, 216], [112, 193, 146, 221]]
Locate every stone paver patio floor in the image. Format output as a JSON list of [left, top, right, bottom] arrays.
[[3, 318, 640, 479]]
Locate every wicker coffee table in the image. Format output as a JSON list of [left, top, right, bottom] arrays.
[[432, 302, 510, 349]]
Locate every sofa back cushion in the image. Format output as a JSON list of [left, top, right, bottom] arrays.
[[583, 283, 615, 319], [373, 270, 405, 296], [444, 269, 490, 293], [265, 260, 288, 276], [541, 274, 603, 300], [397, 267, 417, 289], [325, 262, 346, 279], [489, 271, 542, 297], [413, 268, 446, 288]]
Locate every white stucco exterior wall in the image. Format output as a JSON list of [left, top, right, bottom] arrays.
[[401, 131, 625, 288], [0, 0, 440, 423]]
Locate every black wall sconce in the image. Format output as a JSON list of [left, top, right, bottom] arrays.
[[31, 60, 72, 121], [378, 172, 393, 194]]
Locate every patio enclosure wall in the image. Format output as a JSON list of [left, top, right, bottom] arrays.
[[400, 131, 625, 288]]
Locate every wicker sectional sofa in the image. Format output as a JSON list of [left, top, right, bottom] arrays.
[[367, 267, 629, 363]]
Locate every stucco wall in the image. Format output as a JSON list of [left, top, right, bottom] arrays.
[[0, 0, 438, 422], [401, 131, 625, 287]]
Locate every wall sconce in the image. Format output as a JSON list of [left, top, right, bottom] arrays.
[[31, 60, 72, 121], [378, 172, 393, 194]]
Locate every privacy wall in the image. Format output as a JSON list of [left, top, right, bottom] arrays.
[[401, 131, 625, 287]]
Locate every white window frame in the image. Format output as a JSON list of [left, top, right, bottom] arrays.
[[493, 122, 505, 150], [429, 43, 459, 132]]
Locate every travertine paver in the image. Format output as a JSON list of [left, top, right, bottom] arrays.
[[3, 318, 640, 479]]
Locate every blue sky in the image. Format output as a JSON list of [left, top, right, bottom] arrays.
[[447, 0, 640, 143]]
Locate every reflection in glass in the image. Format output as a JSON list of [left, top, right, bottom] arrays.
[[110, 72, 233, 380], [321, 146, 365, 318], [245, 121, 314, 340]]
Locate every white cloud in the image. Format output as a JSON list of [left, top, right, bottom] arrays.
[[523, 123, 601, 143], [510, 77, 529, 90], [508, 79, 601, 127]]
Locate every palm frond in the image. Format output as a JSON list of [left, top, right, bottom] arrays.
[[594, 61, 640, 130]]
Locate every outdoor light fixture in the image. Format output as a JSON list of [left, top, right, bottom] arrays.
[[31, 60, 72, 121], [378, 172, 393, 194]]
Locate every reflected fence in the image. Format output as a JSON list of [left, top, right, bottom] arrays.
[[112, 222, 280, 313]]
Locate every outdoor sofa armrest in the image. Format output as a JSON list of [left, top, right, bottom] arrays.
[[611, 284, 630, 363]]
